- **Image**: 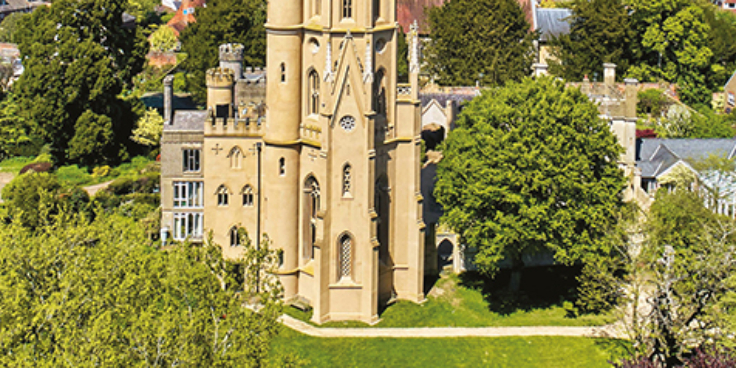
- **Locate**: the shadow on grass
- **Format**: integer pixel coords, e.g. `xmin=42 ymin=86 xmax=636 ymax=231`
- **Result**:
xmin=458 ymin=265 xmax=583 ymax=315
xmin=594 ymin=338 xmax=632 ymax=366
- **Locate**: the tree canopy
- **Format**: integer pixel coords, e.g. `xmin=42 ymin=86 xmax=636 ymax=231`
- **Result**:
xmin=179 ymin=0 xmax=266 ymax=103
xmin=0 ymin=196 xmax=287 ymax=366
xmin=549 ymin=0 xmax=633 ymax=81
xmin=425 ymin=0 xmax=536 ymax=87
xmin=434 ymin=77 xmax=626 ymax=277
xmin=13 ymin=0 xmax=148 ymax=166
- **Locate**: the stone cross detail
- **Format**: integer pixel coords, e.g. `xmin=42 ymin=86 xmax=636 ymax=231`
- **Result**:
xmin=212 ymin=143 xmax=223 ymax=155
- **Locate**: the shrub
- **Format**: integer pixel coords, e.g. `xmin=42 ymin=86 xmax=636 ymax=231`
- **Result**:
xmin=1 ymin=172 xmax=60 ymax=228
xmin=56 ymin=165 xmax=92 ymax=186
xmin=92 ymin=165 xmax=111 ymax=178
xmin=637 ymin=89 xmax=669 ymax=117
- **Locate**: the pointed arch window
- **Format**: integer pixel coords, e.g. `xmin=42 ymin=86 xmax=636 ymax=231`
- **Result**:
xmin=304 ymin=177 xmax=320 ymax=259
xmin=217 ymin=185 xmax=230 ymax=206
xmin=280 ymin=63 xmax=286 ymax=83
xmin=228 ymin=147 xmax=243 ymax=169
xmin=308 ymin=70 xmax=320 ymax=115
xmin=343 ymin=0 xmax=352 ymax=18
xmin=242 ymin=185 xmax=254 ymax=207
xmin=229 ymin=227 xmax=240 ymax=247
xmin=342 ymin=164 xmax=352 ymax=197
xmin=339 ymin=234 xmax=352 ymax=280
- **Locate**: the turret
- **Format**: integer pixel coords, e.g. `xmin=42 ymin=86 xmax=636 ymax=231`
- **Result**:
xmin=163 ymin=75 xmax=174 ymax=125
xmin=206 ymin=67 xmax=235 ymax=116
xmin=219 ymin=43 xmax=244 ymax=80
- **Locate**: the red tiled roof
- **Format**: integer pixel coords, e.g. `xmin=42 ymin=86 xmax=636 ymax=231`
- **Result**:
xmin=166 ymin=0 xmax=205 ymax=36
xmin=397 ymin=0 xmax=535 ymax=34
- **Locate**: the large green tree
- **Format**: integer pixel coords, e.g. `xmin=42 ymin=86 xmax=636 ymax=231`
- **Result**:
xmin=435 ymin=77 xmax=626 ymax=289
xmin=0 ymin=205 xmax=287 ymax=366
xmin=626 ymin=0 xmax=713 ymax=105
xmin=549 ymin=0 xmax=633 ymax=81
xmin=179 ymin=0 xmax=266 ymax=104
xmin=425 ymin=0 xmax=536 ymax=86
xmin=14 ymin=0 xmax=148 ymax=166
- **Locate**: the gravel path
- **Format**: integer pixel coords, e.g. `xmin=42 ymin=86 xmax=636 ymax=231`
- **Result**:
xmin=83 ymin=180 xmax=115 ymax=196
xmin=279 ymin=314 xmax=626 ymax=339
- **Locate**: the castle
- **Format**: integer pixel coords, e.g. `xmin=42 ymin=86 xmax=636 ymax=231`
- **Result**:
xmin=161 ymin=0 xmax=427 ymax=324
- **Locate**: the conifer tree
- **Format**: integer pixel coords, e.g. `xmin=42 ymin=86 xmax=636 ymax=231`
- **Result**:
xmin=549 ymin=0 xmax=633 ymax=81
xmin=425 ymin=0 xmax=536 ymax=86
xmin=13 ymin=0 xmax=148 ymax=165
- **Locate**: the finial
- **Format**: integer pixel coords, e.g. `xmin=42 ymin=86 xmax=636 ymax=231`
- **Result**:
xmin=363 ymin=41 xmax=373 ymax=84
xmin=410 ymin=20 xmax=420 ymax=74
xmin=324 ymin=42 xmax=334 ymax=83
xmin=346 ymin=30 xmax=353 ymax=39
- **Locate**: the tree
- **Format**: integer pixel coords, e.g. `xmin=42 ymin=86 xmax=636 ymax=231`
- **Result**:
xmin=619 ymin=189 xmax=736 ymax=367
xmin=549 ymin=0 xmax=633 ymax=81
xmin=131 ymin=107 xmax=164 ymax=146
xmin=699 ymin=1 xmax=736 ymax=93
xmin=179 ymin=0 xmax=266 ymax=103
xmin=425 ymin=0 xmax=536 ymax=87
xmin=434 ymin=77 xmax=626 ymax=290
xmin=0 ymin=12 xmax=26 ymax=44
xmin=0 ymin=206 xmax=289 ymax=366
xmin=1 ymin=172 xmax=60 ymax=229
xmin=0 ymin=94 xmax=36 ymax=160
xmin=149 ymin=25 xmax=178 ymax=53
xmin=13 ymin=0 xmax=148 ymax=165
xmin=626 ymin=0 xmax=713 ymax=105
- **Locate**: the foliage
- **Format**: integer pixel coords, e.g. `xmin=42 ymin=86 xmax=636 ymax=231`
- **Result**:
xmin=14 ymin=0 xmax=148 ymax=165
xmin=0 ymin=12 xmax=26 ymax=44
xmin=92 ymin=165 xmax=111 ymax=178
xmin=614 ymin=348 xmax=736 ymax=367
xmin=654 ymin=105 xmax=694 ymax=138
xmin=637 ymin=89 xmax=669 ymax=117
xmin=435 ymin=78 xmax=626 ymax=282
xmin=56 ymin=164 xmax=91 ymax=186
xmin=179 ymin=0 xmax=266 ymax=103
xmin=619 ymin=188 xmax=736 ymax=367
xmin=425 ymin=0 xmax=536 ymax=87
xmin=149 ymin=25 xmax=178 ymax=53
xmin=0 ymin=172 xmax=60 ymax=228
xmin=0 ymin=94 xmax=39 ymax=160
xmin=625 ymin=0 xmax=714 ymax=106
xmin=131 ymin=107 xmax=164 ymax=146
xmin=0 ymin=207 xmax=287 ymax=366
xmin=397 ymin=28 xmax=409 ymax=83
xmin=126 ymin=0 xmax=160 ymax=20
xmin=549 ymin=0 xmax=633 ymax=82
xmin=699 ymin=1 xmax=736 ymax=93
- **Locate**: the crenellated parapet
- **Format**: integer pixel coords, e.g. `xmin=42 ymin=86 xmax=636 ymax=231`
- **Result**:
xmin=206 ymin=67 xmax=235 ymax=87
xmin=219 ymin=43 xmax=245 ymax=62
xmin=204 ymin=115 xmax=265 ymax=137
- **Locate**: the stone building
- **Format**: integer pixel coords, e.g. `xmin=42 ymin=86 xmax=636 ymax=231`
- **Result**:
xmin=161 ymin=0 xmax=426 ymax=324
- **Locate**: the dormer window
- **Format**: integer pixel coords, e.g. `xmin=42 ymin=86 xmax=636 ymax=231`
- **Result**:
xmin=343 ymin=0 xmax=352 ymax=18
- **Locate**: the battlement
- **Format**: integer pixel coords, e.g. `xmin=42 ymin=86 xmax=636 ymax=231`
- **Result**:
xmin=204 ymin=115 xmax=265 ymax=137
xmin=206 ymin=67 xmax=235 ymax=86
xmin=219 ymin=43 xmax=245 ymax=62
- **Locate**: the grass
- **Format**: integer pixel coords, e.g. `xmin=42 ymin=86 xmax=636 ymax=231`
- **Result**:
xmin=288 ymin=266 xmax=614 ymax=328
xmin=0 ymin=155 xmax=156 ymax=188
xmin=0 ymin=156 xmax=35 ymax=173
xmin=271 ymin=327 xmax=627 ymax=368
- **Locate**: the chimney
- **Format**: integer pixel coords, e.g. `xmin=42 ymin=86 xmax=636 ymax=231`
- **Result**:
xmin=163 ymin=75 xmax=175 ymax=125
xmin=624 ymin=78 xmax=639 ymax=119
xmin=603 ymin=63 xmax=616 ymax=86
xmin=532 ymin=63 xmax=548 ymax=77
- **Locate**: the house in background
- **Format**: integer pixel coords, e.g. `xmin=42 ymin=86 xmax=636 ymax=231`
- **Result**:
xmin=0 ymin=0 xmax=47 ymax=22
xmin=712 ymin=0 xmax=736 ymax=13
xmin=165 ymin=0 xmax=204 ymax=37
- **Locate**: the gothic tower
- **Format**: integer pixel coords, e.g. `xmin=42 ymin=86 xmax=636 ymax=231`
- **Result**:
xmin=193 ymin=0 xmax=425 ymax=324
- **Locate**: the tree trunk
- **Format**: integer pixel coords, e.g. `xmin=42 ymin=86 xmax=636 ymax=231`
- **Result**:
xmin=508 ymin=255 xmax=524 ymax=292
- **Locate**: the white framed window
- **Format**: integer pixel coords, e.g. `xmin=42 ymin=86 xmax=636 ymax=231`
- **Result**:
xmin=217 ymin=185 xmax=229 ymax=206
xmin=183 ymin=149 xmax=201 ymax=172
xmin=230 ymin=227 xmax=241 ymax=247
xmin=173 ymin=212 xmax=203 ymax=240
xmin=173 ymin=181 xmax=203 ymax=208
xmin=229 ymin=147 xmax=243 ymax=169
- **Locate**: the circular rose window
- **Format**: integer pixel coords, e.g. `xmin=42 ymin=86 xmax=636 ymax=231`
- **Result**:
xmin=340 ymin=116 xmax=356 ymax=132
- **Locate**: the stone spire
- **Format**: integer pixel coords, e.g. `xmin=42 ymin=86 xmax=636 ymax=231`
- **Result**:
xmin=363 ymin=41 xmax=373 ymax=84
xmin=409 ymin=21 xmax=420 ymax=74
xmin=324 ymin=42 xmax=334 ymax=82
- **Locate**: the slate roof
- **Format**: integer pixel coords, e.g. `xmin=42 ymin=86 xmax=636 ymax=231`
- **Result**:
xmin=535 ymin=8 xmax=572 ymax=41
xmin=164 ymin=110 xmax=206 ymax=132
xmin=637 ymin=138 xmax=736 ymax=178
xmin=0 ymin=0 xmax=47 ymax=15
xmin=419 ymin=90 xmax=479 ymax=108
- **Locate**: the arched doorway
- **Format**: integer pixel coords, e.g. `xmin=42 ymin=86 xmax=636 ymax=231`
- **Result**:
xmin=437 ymin=239 xmax=454 ymax=270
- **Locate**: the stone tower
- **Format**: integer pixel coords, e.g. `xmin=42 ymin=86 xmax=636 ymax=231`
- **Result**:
xmin=165 ymin=0 xmax=425 ymax=324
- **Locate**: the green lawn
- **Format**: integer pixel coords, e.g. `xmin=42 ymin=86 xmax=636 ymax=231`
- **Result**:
xmin=288 ymin=269 xmax=614 ymax=328
xmin=271 ymin=327 xmax=625 ymax=368
xmin=0 ymin=156 xmax=34 ymax=173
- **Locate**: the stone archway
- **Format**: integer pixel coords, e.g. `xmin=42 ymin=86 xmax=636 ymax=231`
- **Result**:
xmin=421 ymin=123 xmax=446 ymax=151
xmin=437 ymin=239 xmax=454 ymax=270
